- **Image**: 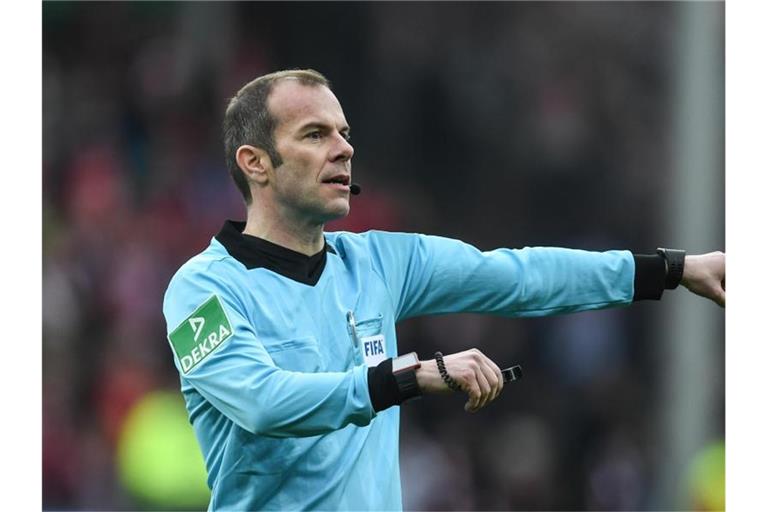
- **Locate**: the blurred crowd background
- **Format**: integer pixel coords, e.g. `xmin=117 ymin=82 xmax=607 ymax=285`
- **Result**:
xmin=42 ymin=2 xmax=724 ymax=511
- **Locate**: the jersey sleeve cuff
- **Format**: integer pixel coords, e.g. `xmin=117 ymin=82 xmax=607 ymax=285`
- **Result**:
xmin=633 ymin=253 xmax=667 ymax=301
xmin=366 ymin=359 xmax=403 ymax=412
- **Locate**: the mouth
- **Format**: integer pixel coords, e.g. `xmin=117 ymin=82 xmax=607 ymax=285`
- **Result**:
xmin=321 ymin=174 xmax=351 ymax=188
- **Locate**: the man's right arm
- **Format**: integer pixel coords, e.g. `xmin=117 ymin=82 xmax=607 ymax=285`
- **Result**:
xmin=163 ymin=268 xmax=376 ymax=438
xmin=365 ymin=348 xmax=506 ymax=414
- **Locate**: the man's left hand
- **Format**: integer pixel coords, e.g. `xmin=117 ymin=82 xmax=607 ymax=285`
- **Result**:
xmin=682 ymin=252 xmax=726 ymax=307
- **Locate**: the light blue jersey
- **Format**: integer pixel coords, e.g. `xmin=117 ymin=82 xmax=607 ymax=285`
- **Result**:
xmin=162 ymin=223 xmax=635 ymax=510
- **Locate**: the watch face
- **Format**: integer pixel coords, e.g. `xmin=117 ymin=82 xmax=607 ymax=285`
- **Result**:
xmin=392 ymin=352 xmax=419 ymax=373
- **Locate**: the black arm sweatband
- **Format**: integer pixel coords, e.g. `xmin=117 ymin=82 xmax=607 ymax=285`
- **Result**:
xmin=633 ymin=253 xmax=667 ymax=301
xmin=366 ymin=358 xmax=404 ymax=412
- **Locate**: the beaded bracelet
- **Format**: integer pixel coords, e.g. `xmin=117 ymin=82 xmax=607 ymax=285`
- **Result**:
xmin=434 ymin=351 xmax=462 ymax=392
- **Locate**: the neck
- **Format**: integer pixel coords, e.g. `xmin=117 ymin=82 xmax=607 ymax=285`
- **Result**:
xmin=242 ymin=205 xmax=326 ymax=256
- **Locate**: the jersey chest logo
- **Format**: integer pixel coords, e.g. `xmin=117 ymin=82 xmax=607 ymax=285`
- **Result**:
xmin=361 ymin=334 xmax=386 ymax=367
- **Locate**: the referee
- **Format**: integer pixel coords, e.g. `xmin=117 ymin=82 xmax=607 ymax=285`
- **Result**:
xmin=162 ymin=69 xmax=725 ymax=511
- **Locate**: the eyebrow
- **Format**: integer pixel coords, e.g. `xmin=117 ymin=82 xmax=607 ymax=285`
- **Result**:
xmin=297 ymin=121 xmax=351 ymax=134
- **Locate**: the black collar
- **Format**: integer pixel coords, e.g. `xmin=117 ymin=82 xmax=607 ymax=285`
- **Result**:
xmin=215 ymin=220 xmax=336 ymax=286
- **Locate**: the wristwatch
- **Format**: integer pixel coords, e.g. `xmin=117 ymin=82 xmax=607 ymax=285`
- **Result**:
xmin=392 ymin=352 xmax=422 ymax=402
xmin=656 ymin=248 xmax=686 ymax=289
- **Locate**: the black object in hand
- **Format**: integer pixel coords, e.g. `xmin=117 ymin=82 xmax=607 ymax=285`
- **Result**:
xmin=502 ymin=365 xmax=523 ymax=382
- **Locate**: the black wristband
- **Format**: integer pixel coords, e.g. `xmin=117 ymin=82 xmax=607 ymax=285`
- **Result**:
xmin=434 ymin=351 xmax=462 ymax=392
xmin=633 ymin=254 xmax=666 ymax=300
xmin=657 ymin=248 xmax=686 ymax=289
xmin=367 ymin=359 xmax=400 ymax=412
xmin=366 ymin=358 xmax=422 ymax=412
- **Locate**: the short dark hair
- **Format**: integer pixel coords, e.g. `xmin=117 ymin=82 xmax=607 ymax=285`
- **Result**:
xmin=222 ymin=69 xmax=331 ymax=204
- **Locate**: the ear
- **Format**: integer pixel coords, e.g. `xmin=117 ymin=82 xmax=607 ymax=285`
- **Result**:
xmin=235 ymin=145 xmax=271 ymax=186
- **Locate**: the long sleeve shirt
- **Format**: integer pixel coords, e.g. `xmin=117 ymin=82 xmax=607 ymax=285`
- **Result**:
xmin=162 ymin=221 xmax=638 ymax=511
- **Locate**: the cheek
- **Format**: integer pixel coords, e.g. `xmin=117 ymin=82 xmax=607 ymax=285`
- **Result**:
xmin=282 ymin=154 xmax=321 ymax=182
xmin=276 ymin=168 xmax=321 ymax=205
xmin=278 ymin=161 xmax=311 ymax=186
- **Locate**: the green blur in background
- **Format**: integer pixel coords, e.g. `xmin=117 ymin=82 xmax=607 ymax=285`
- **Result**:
xmin=117 ymin=391 xmax=210 ymax=510
xmin=686 ymin=441 xmax=725 ymax=511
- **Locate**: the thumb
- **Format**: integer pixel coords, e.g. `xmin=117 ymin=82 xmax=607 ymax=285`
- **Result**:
xmin=715 ymin=286 xmax=725 ymax=307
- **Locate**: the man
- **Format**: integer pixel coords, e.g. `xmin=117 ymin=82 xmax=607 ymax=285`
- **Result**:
xmin=162 ymin=69 xmax=725 ymax=511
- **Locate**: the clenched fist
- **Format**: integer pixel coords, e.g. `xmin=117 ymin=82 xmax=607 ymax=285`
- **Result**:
xmin=415 ymin=348 xmax=504 ymax=413
xmin=682 ymin=252 xmax=726 ymax=307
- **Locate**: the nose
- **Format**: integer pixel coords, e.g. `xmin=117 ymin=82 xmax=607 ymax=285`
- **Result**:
xmin=330 ymin=133 xmax=354 ymax=163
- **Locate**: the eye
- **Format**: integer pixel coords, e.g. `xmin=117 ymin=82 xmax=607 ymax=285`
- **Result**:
xmin=341 ymin=132 xmax=351 ymax=142
xmin=305 ymin=131 xmax=323 ymax=141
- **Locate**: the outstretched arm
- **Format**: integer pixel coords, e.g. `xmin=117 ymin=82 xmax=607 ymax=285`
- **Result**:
xmin=682 ymin=252 xmax=726 ymax=307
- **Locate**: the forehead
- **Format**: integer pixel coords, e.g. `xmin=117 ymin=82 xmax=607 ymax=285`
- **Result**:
xmin=268 ymin=80 xmax=347 ymax=132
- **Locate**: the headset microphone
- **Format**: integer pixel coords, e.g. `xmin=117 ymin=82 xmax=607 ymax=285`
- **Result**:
xmin=349 ymin=183 xmax=362 ymax=196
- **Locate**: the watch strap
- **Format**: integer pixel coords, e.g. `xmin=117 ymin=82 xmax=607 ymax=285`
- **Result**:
xmin=656 ymin=248 xmax=686 ymax=289
xmin=393 ymin=367 xmax=422 ymax=402
xmin=392 ymin=352 xmax=422 ymax=403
